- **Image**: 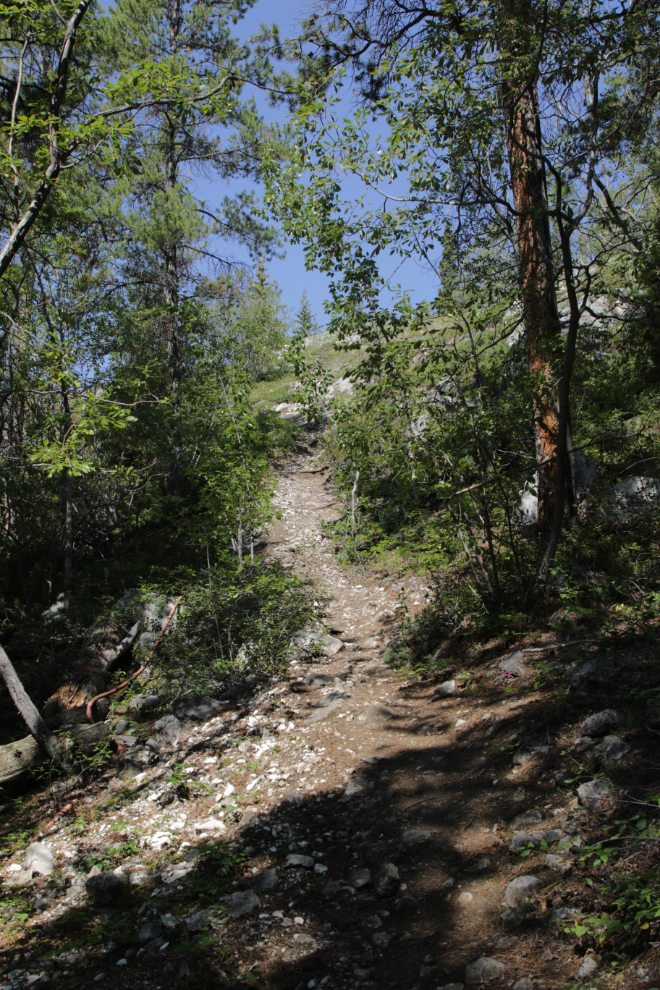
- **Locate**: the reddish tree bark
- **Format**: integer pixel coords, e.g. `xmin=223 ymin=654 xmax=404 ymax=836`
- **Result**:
xmin=503 ymin=78 xmax=571 ymax=530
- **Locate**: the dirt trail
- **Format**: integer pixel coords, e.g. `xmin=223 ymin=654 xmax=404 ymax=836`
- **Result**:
xmin=247 ymin=451 xmax=587 ymax=990
xmin=0 ymin=449 xmax=651 ymax=990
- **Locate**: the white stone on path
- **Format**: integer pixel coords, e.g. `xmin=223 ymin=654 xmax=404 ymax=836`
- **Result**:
xmin=194 ymin=818 xmax=226 ymax=833
xmin=24 ymin=842 xmax=54 ymax=876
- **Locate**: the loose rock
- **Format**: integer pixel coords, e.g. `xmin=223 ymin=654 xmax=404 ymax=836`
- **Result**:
xmin=154 ymin=715 xmax=187 ymax=745
xmin=597 ymin=735 xmax=630 ymax=763
xmin=500 ymin=652 xmax=526 ymax=677
xmin=577 ymin=779 xmax=611 ymax=810
xmin=509 ymin=810 xmax=542 ymax=830
xmin=23 ymin=843 xmax=54 ymax=877
xmin=220 ymin=890 xmax=260 ymax=917
xmin=580 ymin=709 xmax=619 ymax=737
xmin=345 ymin=776 xmax=373 ymax=797
xmin=194 ymin=818 xmax=226 ymax=833
xmin=129 ymin=694 xmax=161 ymax=713
xmin=349 ymin=868 xmax=372 ymax=889
xmin=243 ymin=869 xmax=278 ymax=892
xmin=286 ymin=854 xmax=314 ymax=868
xmin=576 ymin=956 xmax=599 ymax=980
xmin=465 ymin=957 xmax=505 ymax=983
xmin=504 ymin=876 xmax=543 ymax=908
xmin=510 ymin=831 xmax=537 ymax=853
xmin=185 ymin=909 xmax=212 ymax=932
xmin=138 ymin=922 xmax=163 ymax=943
xmin=85 ymin=872 xmax=126 ymax=907
xmin=374 ymin=863 xmax=399 ymax=897
xmin=402 ymin=829 xmax=431 ymax=847
xmin=358 ymin=703 xmax=399 ymax=725
xmin=433 ymin=680 xmax=457 ymax=698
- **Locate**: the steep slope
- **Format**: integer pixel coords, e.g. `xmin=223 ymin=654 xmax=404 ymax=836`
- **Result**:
xmin=0 ymin=446 xmax=658 ymax=990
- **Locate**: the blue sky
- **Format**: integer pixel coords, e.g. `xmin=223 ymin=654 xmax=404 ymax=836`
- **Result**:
xmin=193 ymin=0 xmax=438 ymax=328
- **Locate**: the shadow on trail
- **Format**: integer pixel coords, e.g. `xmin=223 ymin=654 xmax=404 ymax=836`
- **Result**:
xmin=5 ymin=639 xmax=653 ymax=990
xmin=0 ymin=724 xmax=555 ymax=990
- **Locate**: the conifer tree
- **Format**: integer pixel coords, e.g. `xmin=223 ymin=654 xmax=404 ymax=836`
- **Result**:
xmin=99 ymin=0 xmax=284 ymax=495
xmin=295 ymin=290 xmax=320 ymax=336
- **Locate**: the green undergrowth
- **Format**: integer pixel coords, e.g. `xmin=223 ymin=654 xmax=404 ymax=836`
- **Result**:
xmin=151 ymin=560 xmax=322 ymax=694
xmin=564 ymin=806 xmax=660 ymax=952
xmin=0 ymin=553 xmax=319 ymax=746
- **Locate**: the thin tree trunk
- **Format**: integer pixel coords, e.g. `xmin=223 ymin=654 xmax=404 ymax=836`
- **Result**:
xmin=0 ymin=644 xmax=66 ymax=768
xmin=236 ymin=507 xmax=243 ymax=567
xmin=351 ymin=469 xmax=360 ymax=543
xmin=163 ymin=1 xmax=184 ymax=498
xmin=503 ymin=78 xmax=573 ymax=530
xmin=62 ymin=469 xmax=73 ymax=602
xmin=0 ymin=1 xmax=94 ymax=282
xmin=538 ymin=189 xmax=584 ymax=581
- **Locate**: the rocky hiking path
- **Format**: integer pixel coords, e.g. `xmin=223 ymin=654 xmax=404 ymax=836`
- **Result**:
xmin=0 ymin=448 xmax=658 ymax=990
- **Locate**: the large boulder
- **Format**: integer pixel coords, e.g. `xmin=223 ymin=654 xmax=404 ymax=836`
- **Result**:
xmin=117 ymin=589 xmax=179 ymax=632
xmin=603 ymin=476 xmax=660 ymax=524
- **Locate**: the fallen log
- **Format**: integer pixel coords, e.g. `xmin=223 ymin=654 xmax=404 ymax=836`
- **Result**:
xmin=86 ymin=599 xmax=180 ymax=721
xmin=0 ymin=644 xmax=66 ymax=769
xmin=0 ymin=722 xmax=112 ymax=787
xmin=0 ymin=608 xmax=156 ymax=786
xmin=0 ymin=734 xmax=42 ymax=785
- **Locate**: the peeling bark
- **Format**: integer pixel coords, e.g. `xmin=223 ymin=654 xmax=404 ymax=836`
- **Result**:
xmin=503 ymin=79 xmax=568 ymax=530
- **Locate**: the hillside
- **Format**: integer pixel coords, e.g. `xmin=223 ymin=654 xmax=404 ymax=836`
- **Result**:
xmin=0 ymin=441 xmax=658 ymax=990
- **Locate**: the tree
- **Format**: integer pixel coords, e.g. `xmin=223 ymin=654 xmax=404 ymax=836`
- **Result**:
xmin=296 ymin=289 xmax=321 ymax=336
xmin=98 ymin=0 xmax=286 ymax=496
xmin=0 ymin=0 xmax=291 ymax=603
xmin=212 ymin=261 xmax=289 ymax=381
xmin=0 ymin=0 xmax=95 ymax=285
xmin=270 ymin=0 xmax=658 ymax=586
